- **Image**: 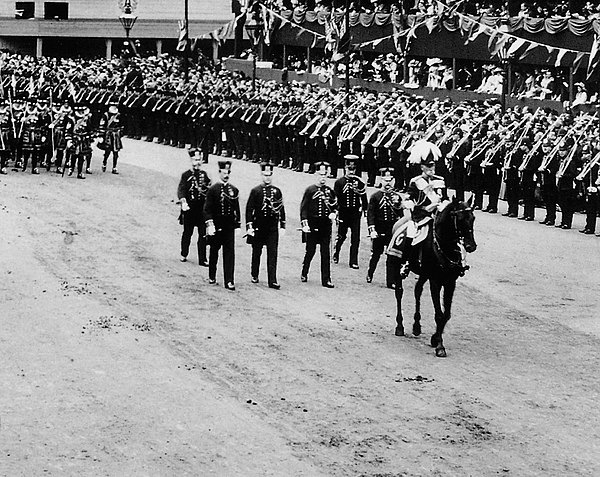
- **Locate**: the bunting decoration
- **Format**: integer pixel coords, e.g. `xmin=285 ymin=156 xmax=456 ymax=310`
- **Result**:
xmin=587 ymin=33 xmax=600 ymax=79
xmin=432 ymin=0 xmax=594 ymax=73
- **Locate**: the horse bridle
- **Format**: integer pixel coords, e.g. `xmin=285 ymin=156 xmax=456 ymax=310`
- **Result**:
xmin=433 ymin=205 xmax=472 ymax=269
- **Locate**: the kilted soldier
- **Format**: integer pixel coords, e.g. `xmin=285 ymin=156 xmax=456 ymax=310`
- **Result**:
xmin=333 ymin=155 xmax=368 ymax=269
xmin=177 ymin=148 xmax=211 ymax=265
xmin=20 ymin=113 xmax=45 ymax=175
xmin=65 ymin=106 xmax=94 ymax=179
xmin=204 ymin=160 xmax=241 ymax=291
xmin=51 ymin=104 xmax=72 ymax=174
xmin=366 ymin=167 xmax=404 ymax=287
xmin=245 ymin=162 xmax=286 ymax=289
xmin=99 ymin=104 xmax=123 ymax=174
xmin=0 ymin=105 xmax=13 ymax=174
xmin=300 ymin=161 xmax=338 ymax=288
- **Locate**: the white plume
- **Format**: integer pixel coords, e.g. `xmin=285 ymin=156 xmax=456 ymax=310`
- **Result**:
xmin=408 ymin=140 xmax=442 ymax=165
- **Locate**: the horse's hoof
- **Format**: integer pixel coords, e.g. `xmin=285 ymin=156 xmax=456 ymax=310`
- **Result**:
xmin=431 ymin=334 xmax=439 ymax=348
xmin=435 ymin=347 xmax=447 ymax=358
xmin=395 ymin=326 xmax=405 ymax=337
xmin=413 ymin=323 xmax=422 ymax=336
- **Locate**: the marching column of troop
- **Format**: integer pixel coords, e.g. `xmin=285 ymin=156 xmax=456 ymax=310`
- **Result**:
xmin=3 ymin=53 xmax=598 ymax=239
xmin=0 ymin=97 xmax=123 ymax=179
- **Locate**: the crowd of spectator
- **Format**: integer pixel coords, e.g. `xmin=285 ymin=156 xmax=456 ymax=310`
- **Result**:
xmin=260 ymin=0 xmax=600 ymax=19
xmin=269 ymin=48 xmax=596 ymax=106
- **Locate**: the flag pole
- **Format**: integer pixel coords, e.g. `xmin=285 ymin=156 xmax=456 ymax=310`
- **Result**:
xmin=184 ymin=0 xmax=189 ymax=83
xmin=345 ymin=0 xmax=350 ymax=109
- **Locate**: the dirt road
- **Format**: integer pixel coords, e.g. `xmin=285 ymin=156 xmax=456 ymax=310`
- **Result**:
xmin=1 ymin=140 xmax=599 ymax=476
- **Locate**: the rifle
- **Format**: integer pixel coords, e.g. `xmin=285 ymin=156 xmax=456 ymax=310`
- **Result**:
xmin=519 ymin=116 xmax=561 ymax=172
xmin=556 ymin=114 xmax=597 ymax=179
xmin=576 ymin=150 xmax=600 ymax=182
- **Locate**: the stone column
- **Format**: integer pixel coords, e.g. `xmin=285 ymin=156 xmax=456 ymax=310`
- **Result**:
xmin=36 ymin=37 xmax=43 ymax=58
xmin=156 ymin=39 xmax=163 ymax=56
xmin=105 ymin=38 xmax=113 ymax=60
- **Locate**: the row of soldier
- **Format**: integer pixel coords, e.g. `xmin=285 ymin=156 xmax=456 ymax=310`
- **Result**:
xmin=3 ymin=54 xmax=599 ymax=235
xmin=176 ymin=144 xmax=454 ymax=291
xmin=0 ymin=98 xmax=124 ymax=178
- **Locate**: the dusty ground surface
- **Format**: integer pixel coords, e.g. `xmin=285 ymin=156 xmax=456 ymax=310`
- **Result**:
xmin=1 ymin=139 xmax=600 ymax=476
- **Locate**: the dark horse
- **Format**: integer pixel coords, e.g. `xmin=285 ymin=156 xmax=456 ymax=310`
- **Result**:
xmin=390 ymin=197 xmax=477 ymax=357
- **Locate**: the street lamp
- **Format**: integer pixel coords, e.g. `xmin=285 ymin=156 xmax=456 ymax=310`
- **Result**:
xmin=119 ymin=0 xmax=138 ymax=39
xmin=498 ymin=41 xmax=514 ymax=112
xmin=245 ymin=12 xmax=263 ymax=90
xmin=497 ymin=22 xmax=513 ymax=112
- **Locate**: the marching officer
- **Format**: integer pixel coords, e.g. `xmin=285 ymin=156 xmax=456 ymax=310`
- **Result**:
xmin=177 ymin=148 xmax=211 ymax=265
xmin=366 ymin=167 xmax=404 ymax=287
xmin=300 ymin=161 xmax=338 ymax=288
xmin=204 ymin=160 xmax=241 ymax=291
xmin=99 ymin=104 xmax=123 ymax=174
xmin=245 ymin=162 xmax=286 ymax=289
xmin=333 ymin=155 xmax=368 ymax=269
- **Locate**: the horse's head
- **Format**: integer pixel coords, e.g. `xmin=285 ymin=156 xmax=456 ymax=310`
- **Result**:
xmin=450 ymin=196 xmax=477 ymax=253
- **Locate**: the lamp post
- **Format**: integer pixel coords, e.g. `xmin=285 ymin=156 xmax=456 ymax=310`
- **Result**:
xmin=497 ymin=22 xmax=513 ymax=112
xmin=119 ymin=0 xmax=137 ymax=39
xmin=245 ymin=14 xmax=263 ymax=91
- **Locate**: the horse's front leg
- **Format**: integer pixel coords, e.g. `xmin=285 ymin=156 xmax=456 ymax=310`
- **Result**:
xmin=394 ymin=278 xmax=405 ymax=336
xmin=428 ymin=279 xmax=447 ymax=357
xmin=413 ymin=275 xmax=427 ymax=336
xmin=435 ymin=279 xmax=456 ymax=357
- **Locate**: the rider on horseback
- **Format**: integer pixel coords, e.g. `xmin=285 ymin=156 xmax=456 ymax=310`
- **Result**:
xmin=387 ymin=140 xmax=459 ymax=277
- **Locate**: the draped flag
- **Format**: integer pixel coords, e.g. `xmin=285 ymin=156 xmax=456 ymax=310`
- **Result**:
xmin=325 ymin=15 xmax=349 ymax=63
xmin=587 ymin=34 xmax=600 ymax=80
xmin=176 ymin=19 xmax=188 ymax=52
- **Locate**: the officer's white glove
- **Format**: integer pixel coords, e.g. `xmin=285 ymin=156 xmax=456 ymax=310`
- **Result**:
xmin=370 ymin=230 xmax=378 ymax=239
xmin=328 ymin=212 xmax=337 ymax=221
xmin=301 ymin=220 xmax=311 ymax=234
xmin=206 ymin=220 xmax=216 ymax=236
xmin=180 ymin=199 xmax=190 ymax=212
xmin=246 ymin=223 xmax=255 ymax=236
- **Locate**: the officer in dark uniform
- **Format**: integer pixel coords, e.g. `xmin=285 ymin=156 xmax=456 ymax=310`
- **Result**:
xmin=204 ymin=160 xmax=241 ymax=291
xmin=300 ymin=161 xmax=338 ymax=288
xmin=177 ymin=148 xmax=211 ymax=265
xmin=518 ymin=136 xmax=543 ymax=221
xmin=556 ymin=139 xmax=581 ymax=229
xmin=538 ymin=139 xmax=561 ymax=226
xmin=333 ymin=155 xmax=368 ymax=269
xmin=578 ymin=146 xmax=599 ymax=235
xmin=366 ymin=167 xmax=403 ymax=287
xmin=245 ymin=162 xmax=286 ymax=289
xmin=501 ymin=135 xmax=521 ymax=218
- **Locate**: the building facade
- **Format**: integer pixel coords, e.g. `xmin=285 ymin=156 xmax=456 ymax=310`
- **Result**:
xmin=0 ymin=0 xmax=233 ymax=58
